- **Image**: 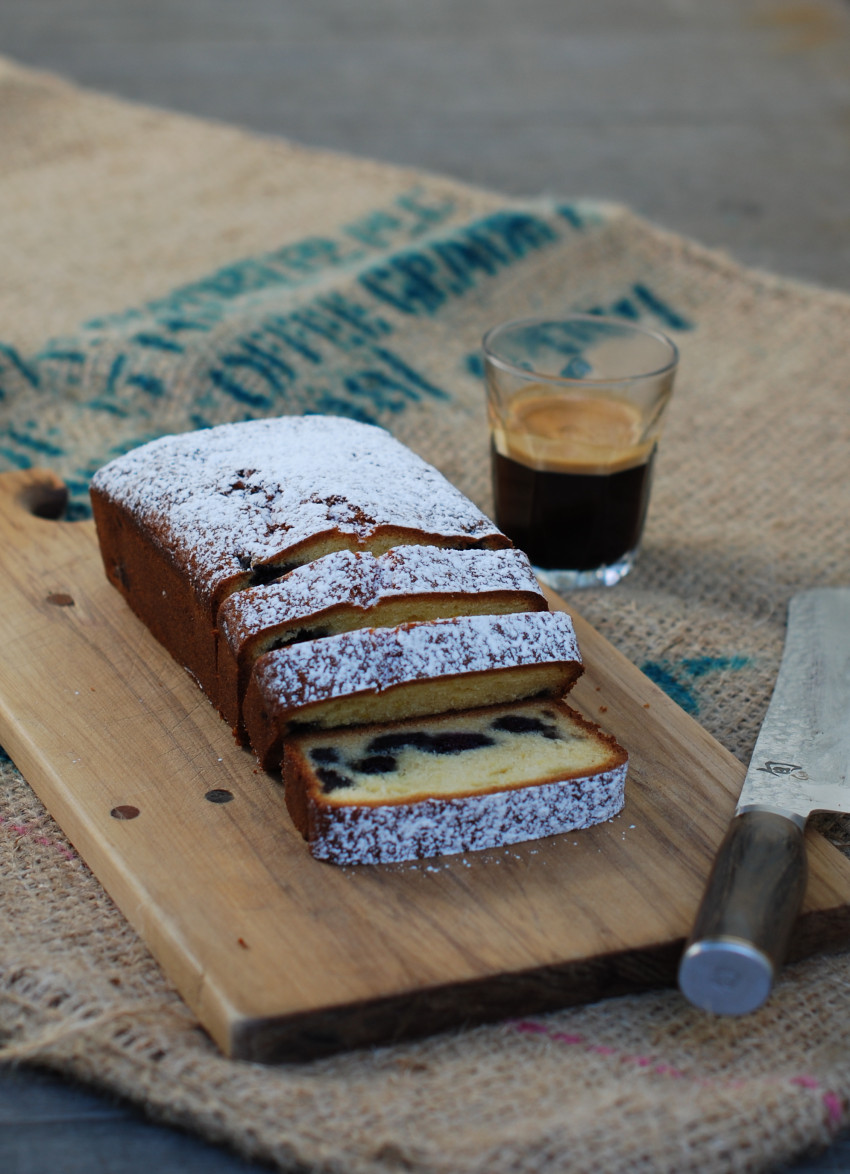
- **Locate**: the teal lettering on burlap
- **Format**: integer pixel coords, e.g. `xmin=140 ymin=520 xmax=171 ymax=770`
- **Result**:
xmin=641 ymin=656 xmax=749 ymax=715
xmin=0 ymin=194 xmax=698 ymax=523
xmin=0 ymin=344 xmax=38 ymax=392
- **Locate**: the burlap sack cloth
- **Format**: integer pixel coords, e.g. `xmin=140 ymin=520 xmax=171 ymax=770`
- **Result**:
xmin=2 ymin=56 xmax=849 ymax=1173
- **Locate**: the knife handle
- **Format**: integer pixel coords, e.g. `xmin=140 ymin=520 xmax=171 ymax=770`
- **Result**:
xmin=678 ymin=809 xmax=808 ymax=1015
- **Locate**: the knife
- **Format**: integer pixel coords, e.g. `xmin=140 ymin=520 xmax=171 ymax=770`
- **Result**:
xmin=678 ymin=588 xmax=850 ymax=1015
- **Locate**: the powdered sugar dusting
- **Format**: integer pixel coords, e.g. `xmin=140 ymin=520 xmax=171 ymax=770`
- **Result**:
xmin=219 ymin=546 xmax=545 ymax=647
xmin=309 ymin=763 xmax=627 ymax=865
xmin=255 ymin=611 xmax=580 ymax=715
xmin=91 ymin=416 xmax=504 ymax=603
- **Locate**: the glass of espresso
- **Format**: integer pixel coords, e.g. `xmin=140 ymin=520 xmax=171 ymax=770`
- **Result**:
xmin=482 ymin=315 xmax=678 ymax=590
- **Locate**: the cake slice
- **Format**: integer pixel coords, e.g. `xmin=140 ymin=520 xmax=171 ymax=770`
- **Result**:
xmin=217 ymin=545 xmax=547 ymax=737
xmin=283 ymin=697 xmax=628 ymax=864
xmin=243 ymin=610 xmax=583 ymax=770
xmin=90 ymin=415 xmax=508 ymax=703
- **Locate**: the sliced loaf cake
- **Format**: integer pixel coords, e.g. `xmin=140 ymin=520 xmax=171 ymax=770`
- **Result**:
xmin=217 ymin=545 xmax=547 ymax=737
xmin=243 ymin=610 xmax=583 ymax=771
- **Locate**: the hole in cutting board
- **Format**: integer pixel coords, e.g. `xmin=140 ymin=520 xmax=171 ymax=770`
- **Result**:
xmin=46 ymin=592 xmax=75 ymax=607
xmin=17 ymin=478 xmax=69 ymax=520
xmin=110 ymin=805 xmax=140 ymax=820
xmin=205 ymin=789 xmax=234 ymax=804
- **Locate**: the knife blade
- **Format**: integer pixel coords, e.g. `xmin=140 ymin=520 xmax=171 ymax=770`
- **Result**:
xmin=678 ymin=587 xmax=850 ymax=1015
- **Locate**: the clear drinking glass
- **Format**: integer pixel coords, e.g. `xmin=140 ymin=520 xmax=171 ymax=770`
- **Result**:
xmin=482 ymin=314 xmax=679 ymax=590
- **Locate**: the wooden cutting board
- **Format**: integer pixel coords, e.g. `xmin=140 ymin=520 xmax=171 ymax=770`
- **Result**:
xmin=2 ymin=468 xmax=850 ymax=1063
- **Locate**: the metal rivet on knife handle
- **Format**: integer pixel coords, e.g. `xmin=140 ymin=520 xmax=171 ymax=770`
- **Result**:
xmin=678 ymin=809 xmax=807 ymax=1015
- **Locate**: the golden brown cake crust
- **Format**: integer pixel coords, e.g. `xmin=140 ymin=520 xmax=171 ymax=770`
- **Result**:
xmin=90 ymin=416 xmax=508 ymax=612
xmin=90 ymin=415 xmax=511 ymax=708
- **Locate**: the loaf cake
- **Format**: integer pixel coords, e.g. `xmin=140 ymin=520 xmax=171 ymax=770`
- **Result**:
xmin=242 ymin=610 xmax=583 ymax=770
xmin=283 ymin=698 xmax=628 ymax=864
xmin=217 ymin=545 xmax=548 ymax=737
xmin=91 ymin=413 xmax=629 ymax=867
xmin=90 ymin=416 xmax=508 ymax=704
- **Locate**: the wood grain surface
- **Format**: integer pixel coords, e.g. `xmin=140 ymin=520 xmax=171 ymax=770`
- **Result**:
xmin=1 ymin=467 xmax=849 ymax=1063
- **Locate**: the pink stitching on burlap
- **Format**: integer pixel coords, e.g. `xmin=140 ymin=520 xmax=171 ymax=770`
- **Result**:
xmin=823 ymin=1092 xmax=844 ymax=1129
xmin=0 ymin=815 xmax=77 ymax=862
xmin=511 ymin=1019 xmax=845 ymax=1132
